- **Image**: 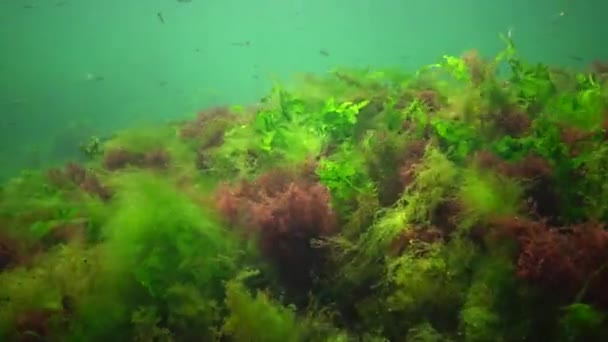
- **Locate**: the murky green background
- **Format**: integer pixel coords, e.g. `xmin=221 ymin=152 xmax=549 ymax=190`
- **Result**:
xmin=1 ymin=0 xmax=605 ymax=179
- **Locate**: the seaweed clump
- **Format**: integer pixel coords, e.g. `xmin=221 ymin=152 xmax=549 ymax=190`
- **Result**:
xmin=216 ymin=168 xmax=338 ymax=295
xmin=103 ymin=148 xmax=170 ymax=171
xmin=47 ymin=162 xmax=112 ymax=201
xmin=493 ymin=217 xmax=608 ymax=307
xmin=1 ymin=36 xmax=608 ymax=341
xmin=0 ymin=233 xmax=20 ymax=271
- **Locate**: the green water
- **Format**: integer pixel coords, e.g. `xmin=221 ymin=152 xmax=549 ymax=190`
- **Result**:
xmin=1 ymin=0 xmax=604 ymax=179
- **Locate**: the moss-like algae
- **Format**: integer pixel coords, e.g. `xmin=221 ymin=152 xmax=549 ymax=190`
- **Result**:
xmin=1 ymin=37 xmax=608 ymax=341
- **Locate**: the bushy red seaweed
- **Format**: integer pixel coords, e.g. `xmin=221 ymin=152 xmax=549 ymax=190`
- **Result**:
xmin=14 ymin=310 xmax=53 ymax=341
xmin=103 ymin=149 xmax=141 ymax=170
xmin=0 ymin=232 xmax=20 ymax=270
xmin=462 ymin=49 xmax=487 ymax=85
xmin=398 ymin=139 xmax=428 ymax=189
xmin=474 ymin=151 xmax=559 ymax=219
xmin=389 ymin=225 xmax=444 ymax=256
xmin=416 ymin=89 xmax=442 ymax=112
xmin=216 ymin=168 xmax=337 ymax=291
xmin=492 ymin=216 xmax=608 ymax=307
xmin=41 ymin=221 xmax=87 ymax=247
xmin=47 ymin=162 xmax=112 ymax=201
xmin=13 ymin=308 xmax=68 ymax=342
xmin=475 ymin=151 xmax=552 ymax=181
xmin=142 ymin=149 xmax=171 ymax=169
xmin=591 ymin=60 xmax=608 ymax=75
xmin=80 ymin=174 xmax=112 ymax=201
xmin=65 ymin=162 xmax=86 ymax=185
xmin=431 ymin=199 xmax=462 ymax=235
xmin=103 ymin=148 xmax=170 ymax=171
xmin=492 ymin=108 xmax=531 ymax=137
xmin=179 ymin=107 xmax=232 ymax=140
xmin=560 ymin=125 xmax=597 ymax=157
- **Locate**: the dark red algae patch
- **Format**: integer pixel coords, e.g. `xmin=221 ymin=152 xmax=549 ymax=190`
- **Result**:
xmin=431 ymin=199 xmax=462 ymax=235
xmin=490 ymin=217 xmax=608 ymax=307
xmin=179 ymin=106 xmax=233 ymax=139
xmin=41 ymin=220 xmax=88 ymax=247
xmin=103 ymin=148 xmax=170 ymax=171
xmin=389 ymin=225 xmax=445 ymax=257
xmin=13 ymin=308 xmax=68 ymax=342
xmin=47 ymin=162 xmax=112 ymax=201
xmin=215 ymin=167 xmax=337 ymax=293
xmin=0 ymin=232 xmax=20 ymax=271
xmin=474 ymin=151 xmax=552 ymax=181
xmin=102 ymin=148 xmax=140 ymax=170
xmin=492 ymin=108 xmax=531 ymax=137
xmin=473 ymin=151 xmax=559 ymax=219
xmin=398 ymin=139 xmax=429 ymax=188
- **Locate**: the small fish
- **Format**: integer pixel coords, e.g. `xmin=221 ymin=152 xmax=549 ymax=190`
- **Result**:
xmin=551 ymin=10 xmax=566 ymax=23
xmin=507 ymin=26 xmax=515 ymax=39
xmin=231 ymin=41 xmax=251 ymax=47
xmin=567 ymin=55 xmax=583 ymax=62
xmin=85 ymin=73 xmax=104 ymax=82
xmin=159 ymin=81 xmax=168 ymax=86
xmin=157 ymin=12 xmax=165 ymax=24
xmin=319 ymin=49 xmax=330 ymax=57
xmin=9 ymin=98 xmax=26 ymax=105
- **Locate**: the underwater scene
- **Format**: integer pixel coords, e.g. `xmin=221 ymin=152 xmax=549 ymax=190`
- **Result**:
xmin=2 ymin=0 xmax=608 ymax=341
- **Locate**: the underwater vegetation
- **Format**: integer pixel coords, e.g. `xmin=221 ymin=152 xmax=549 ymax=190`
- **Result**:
xmin=2 ymin=36 xmax=608 ymax=341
